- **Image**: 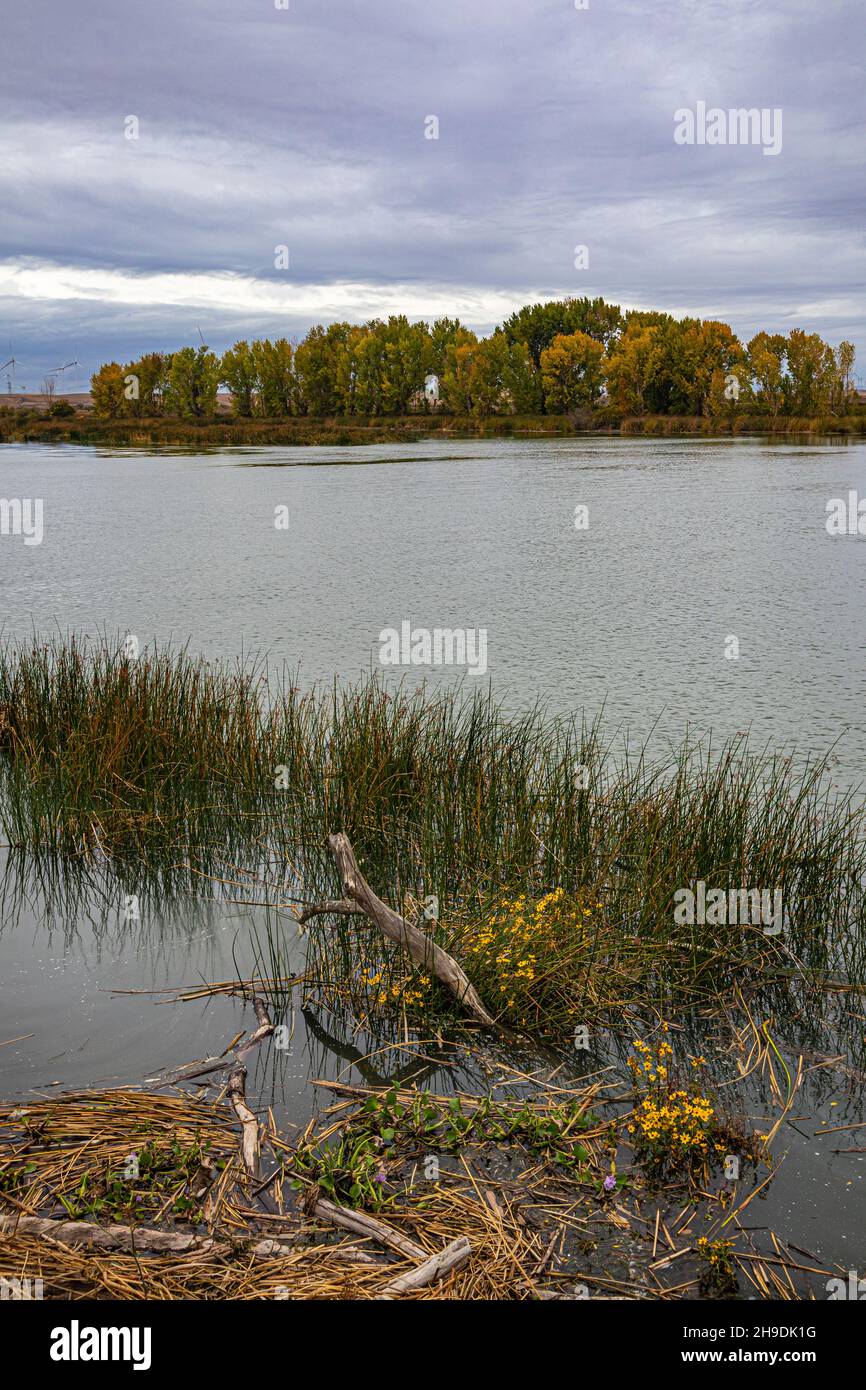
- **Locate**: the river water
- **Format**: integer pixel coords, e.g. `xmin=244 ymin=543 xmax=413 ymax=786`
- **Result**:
xmin=1 ymin=435 xmax=864 ymax=1288
xmin=0 ymin=435 xmax=863 ymax=775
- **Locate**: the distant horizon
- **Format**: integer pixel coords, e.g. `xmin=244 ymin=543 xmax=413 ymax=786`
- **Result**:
xmin=1 ymin=286 xmax=861 ymax=401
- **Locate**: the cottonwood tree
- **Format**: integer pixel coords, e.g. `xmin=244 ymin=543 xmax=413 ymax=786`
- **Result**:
xmin=747 ymin=332 xmax=787 ymax=420
xmin=165 ymin=345 xmax=221 ymax=419
xmin=221 ymin=340 xmax=258 ymax=416
xmin=783 ymin=329 xmax=836 ymax=415
xmin=120 ymin=351 xmax=170 ymax=416
xmin=540 ymin=331 xmax=605 ymax=412
xmin=833 ymin=340 xmax=856 ymax=413
xmin=502 ymin=296 xmax=623 ymax=366
xmin=604 ymin=324 xmax=660 ymax=415
xmin=90 ymin=361 xmax=126 ymax=417
xmin=294 ymin=323 xmax=352 ymax=415
xmin=251 ymin=338 xmax=294 ymax=417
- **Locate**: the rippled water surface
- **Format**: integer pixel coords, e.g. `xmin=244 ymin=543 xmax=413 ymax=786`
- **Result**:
xmin=1 ymin=436 xmax=864 ymax=1286
xmin=0 ymin=435 xmax=863 ymax=778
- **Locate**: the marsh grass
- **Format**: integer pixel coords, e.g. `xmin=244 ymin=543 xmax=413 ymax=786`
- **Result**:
xmin=1 ymin=634 xmax=864 ymax=1033
xmin=0 ymin=1090 xmax=237 ymax=1224
xmin=0 ymin=634 xmax=274 ymax=860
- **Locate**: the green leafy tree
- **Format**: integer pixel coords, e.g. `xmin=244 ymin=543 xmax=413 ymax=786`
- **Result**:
xmin=165 ymin=346 xmax=221 ymax=419
xmin=624 ymin=318 xmax=744 ymax=416
xmin=380 ymin=317 xmax=430 ymax=415
xmin=445 ymin=332 xmax=541 ymax=417
xmin=658 ymin=319 xmax=743 ymax=416
xmin=502 ymin=338 xmax=542 ymax=414
xmin=467 ymin=334 xmax=508 ymax=417
xmin=502 ymin=297 xmax=622 ymax=366
xmin=833 ymin=340 xmax=856 ymax=413
xmin=294 ymin=323 xmax=352 ymax=415
xmin=691 ymin=321 xmax=746 ymax=416
xmin=251 ymin=338 xmax=295 ymax=417
xmin=540 ymin=331 xmax=605 ymax=412
xmin=747 ymin=332 xmax=787 ymax=419
xmin=141 ymin=352 xmax=170 ymax=415
xmin=783 ymin=329 xmax=836 ymax=415
xmin=221 ymin=341 xmax=258 ymax=416
xmin=440 ymin=335 xmax=480 ymax=414
xmin=337 ymin=325 xmax=383 ymax=415
xmin=116 ymin=352 xmax=170 ymax=417
xmin=330 ymin=318 xmax=432 ymax=415
xmin=428 ymin=318 xmax=474 ymax=376
xmin=604 ymin=325 xmax=660 ymax=414
xmin=90 ymin=362 xmax=125 ymax=418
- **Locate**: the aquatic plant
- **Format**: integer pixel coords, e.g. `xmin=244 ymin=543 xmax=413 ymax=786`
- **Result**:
xmin=1 ymin=635 xmax=864 ymax=1036
xmin=625 ymin=1031 xmax=758 ymax=1178
xmin=696 ymin=1236 xmax=738 ymax=1296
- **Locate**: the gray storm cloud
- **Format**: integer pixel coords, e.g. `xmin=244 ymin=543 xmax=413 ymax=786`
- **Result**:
xmin=0 ymin=0 xmax=863 ymax=390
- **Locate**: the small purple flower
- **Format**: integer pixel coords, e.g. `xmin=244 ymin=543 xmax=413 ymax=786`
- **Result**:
xmin=374 ymin=1167 xmax=387 ymax=1184
xmin=603 ymin=1174 xmax=616 ymax=1192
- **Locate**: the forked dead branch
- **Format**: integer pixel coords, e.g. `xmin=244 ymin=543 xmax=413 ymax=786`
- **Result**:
xmin=298 ymin=832 xmax=495 ymax=1027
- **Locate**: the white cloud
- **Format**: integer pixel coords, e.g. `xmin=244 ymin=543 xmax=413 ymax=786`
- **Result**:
xmin=0 ymin=258 xmax=549 ymax=332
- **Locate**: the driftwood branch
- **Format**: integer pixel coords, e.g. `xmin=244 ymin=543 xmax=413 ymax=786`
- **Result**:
xmin=311 ymin=1200 xmax=471 ymax=1292
xmin=0 ymin=1212 xmax=376 ymax=1265
xmin=298 ymin=898 xmax=366 ymax=923
xmin=301 ymin=833 xmax=494 ymax=1027
xmin=227 ymin=1062 xmax=261 ymax=1182
xmin=0 ymin=1212 xmax=232 ymax=1255
xmin=377 ymin=1235 xmax=472 ymax=1297
xmin=161 ymin=993 xmax=275 ymax=1087
xmin=226 ymin=996 xmax=274 ymax=1183
xmin=312 ymin=1198 xmax=426 ymax=1261
xmin=157 ymin=994 xmax=274 ymax=1186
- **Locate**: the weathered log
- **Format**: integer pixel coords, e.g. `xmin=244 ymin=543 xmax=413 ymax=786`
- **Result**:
xmin=0 ymin=1212 xmax=231 ymax=1256
xmin=0 ymin=1212 xmax=376 ymax=1264
xmin=377 ymin=1234 xmax=472 ymax=1297
xmin=247 ymin=1235 xmax=376 ymax=1263
xmin=299 ymin=833 xmax=494 ymax=1027
xmin=227 ymin=1062 xmax=262 ymax=1182
xmin=312 ymin=1198 xmax=426 ymax=1261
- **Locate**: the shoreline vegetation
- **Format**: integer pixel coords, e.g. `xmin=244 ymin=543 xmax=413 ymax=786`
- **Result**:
xmin=2 ymin=295 xmax=863 ymax=445
xmin=2 ymin=637 xmax=864 ymax=1299
xmin=3 ymin=410 xmax=866 ymax=447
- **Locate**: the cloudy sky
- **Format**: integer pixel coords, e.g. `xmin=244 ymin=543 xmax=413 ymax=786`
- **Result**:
xmin=1 ymin=0 xmax=863 ymax=391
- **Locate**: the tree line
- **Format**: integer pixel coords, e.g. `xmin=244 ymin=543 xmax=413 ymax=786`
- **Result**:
xmin=90 ymin=297 xmax=858 ymax=421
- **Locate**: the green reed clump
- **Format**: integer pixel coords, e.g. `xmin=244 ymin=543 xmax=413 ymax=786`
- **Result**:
xmin=0 ymin=635 xmax=277 ymax=854
xmin=0 ymin=636 xmax=864 ymax=1024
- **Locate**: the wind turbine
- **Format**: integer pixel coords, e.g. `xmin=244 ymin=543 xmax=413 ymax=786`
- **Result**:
xmin=46 ymin=360 xmax=81 ymax=397
xmin=0 ymin=347 xmax=20 ymax=394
